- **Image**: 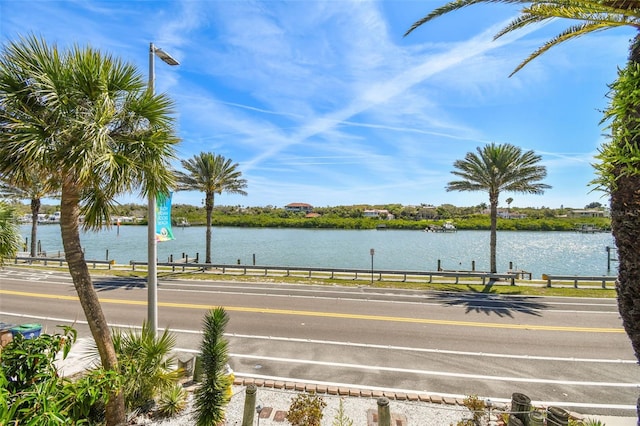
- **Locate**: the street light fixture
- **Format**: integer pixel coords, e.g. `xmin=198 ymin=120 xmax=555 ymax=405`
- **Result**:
xmin=148 ymin=42 xmax=179 ymax=336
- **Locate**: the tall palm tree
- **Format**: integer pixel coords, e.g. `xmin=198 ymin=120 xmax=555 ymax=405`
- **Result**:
xmin=0 ymin=202 xmax=21 ymax=266
xmin=506 ymin=197 xmax=514 ymax=216
xmin=176 ymin=152 xmax=247 ymax=264
xmin=447 ymin=143 xmax=549 ymax=272
xmin=404 ymin=0 xmax=640 ymax=370
xmin=0 ymin=35 xmax=178 ymax=425
xmin=0 ymin=175 xmax=59 ymax=257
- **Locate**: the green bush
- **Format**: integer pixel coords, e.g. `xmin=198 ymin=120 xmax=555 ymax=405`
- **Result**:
xmin=0 ymin=326 xmax=118 ymax=424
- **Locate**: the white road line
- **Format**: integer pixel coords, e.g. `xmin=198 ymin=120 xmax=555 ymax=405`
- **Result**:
xmin=220 ymin=332 xmax=637 ymax=364
xmin=4 ymin=311 xmax=635 ymax=412
xmin=230 ymin=353 xmax=640 ymax=388
xmin=1 ymin=312 xmax=634 ymax=364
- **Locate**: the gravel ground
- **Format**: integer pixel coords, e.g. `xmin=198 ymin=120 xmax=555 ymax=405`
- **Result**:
xmin=141 ymin=385 xmax=472 ymax=426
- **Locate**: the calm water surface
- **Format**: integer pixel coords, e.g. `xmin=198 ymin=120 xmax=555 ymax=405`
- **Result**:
xmin=21 ymin=225 xmax=617 ymax=279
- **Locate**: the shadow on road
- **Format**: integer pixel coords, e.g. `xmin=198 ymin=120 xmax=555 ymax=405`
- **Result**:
xmin=93 ymin=276 xmax=146 ymax=291
xmin=430 ymin=283 xmax=548 ymax=317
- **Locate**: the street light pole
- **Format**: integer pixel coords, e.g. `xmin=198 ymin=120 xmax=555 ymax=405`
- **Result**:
xmin=148 ymin=42 xmax=179 ymax=336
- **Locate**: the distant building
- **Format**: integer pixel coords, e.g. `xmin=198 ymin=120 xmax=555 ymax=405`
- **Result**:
xmin=483 ymin=209 xmax=527 ymax=219
xmin=113 ymin=216 xmax=137 ymax=224
xmin=416 ymin=205 xmax=438 ymax=219
xmin=363 ymin=209 xmax=394 ymax=219
xmin=568 ymin=209 xmax=610 ymax=218
xmin=285 ymin=203 xmax=313 ymax=213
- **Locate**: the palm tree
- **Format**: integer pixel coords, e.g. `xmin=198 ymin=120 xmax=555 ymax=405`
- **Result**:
xmin=447 ymin=143 xmax=549 ymax=272
xmin=175 ymin=153 xmax=247 ymax=264
xmin=0 ymin=35 xmax=178 ymax=425
xmin=404 ymin=0 xmax=640 ymax=370
xmin=505 ymin=197 xmax=514 ymax=216
xmin=0 ymin=202 xmax=21 ymax=266
xmin=0 ymin=176 xmax=59 ymax=257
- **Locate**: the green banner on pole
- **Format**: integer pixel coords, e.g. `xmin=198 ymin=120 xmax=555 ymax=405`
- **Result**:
xmin=156 ymin=192 xmax=174 ymax=242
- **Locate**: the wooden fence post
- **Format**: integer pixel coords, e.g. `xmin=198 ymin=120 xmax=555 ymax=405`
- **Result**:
xmin=241 ymin=384 xmax=257 ymax=426
xmin=377 ymin=397 xmax=390 ymax=426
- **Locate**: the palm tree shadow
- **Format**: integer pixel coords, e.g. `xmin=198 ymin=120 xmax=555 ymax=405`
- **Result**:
xmin=430 ymin=283 xmax=547 ymax=317
xmin=93 ymin=276 xmax=146 ymax=291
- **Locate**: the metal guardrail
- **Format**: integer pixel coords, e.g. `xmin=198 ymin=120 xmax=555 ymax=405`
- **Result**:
xmin=128 ymin=260 xmax=517 ymax=285
xmin=14 ymin=256 xmax=116 ymax=269
xmin=541 ymin=274 xmax=616 ymax=289
xmin=13 ymin=257 xmax=617 ymax=289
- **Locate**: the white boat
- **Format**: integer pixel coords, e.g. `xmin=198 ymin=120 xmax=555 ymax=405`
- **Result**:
xmin=423 ymin=221 xmax=456 ymax=233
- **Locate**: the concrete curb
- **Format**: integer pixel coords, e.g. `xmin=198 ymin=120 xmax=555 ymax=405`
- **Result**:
xmin=232 ymin=376 xmax=508 ymax=410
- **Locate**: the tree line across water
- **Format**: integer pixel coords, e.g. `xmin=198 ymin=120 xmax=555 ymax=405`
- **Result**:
xmin=14 ymin=202 xmax=611 ymax=232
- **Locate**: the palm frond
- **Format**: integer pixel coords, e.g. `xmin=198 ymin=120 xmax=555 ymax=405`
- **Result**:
xmin=406 ymin=0 xmax=640 ymax=75
xmin=508 ymin=21 xmax=614 ymax=75
xmin=405 ymin=0 xmax=529 ymax=37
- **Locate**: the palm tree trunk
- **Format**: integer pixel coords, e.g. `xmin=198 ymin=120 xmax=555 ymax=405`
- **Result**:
xmin=614 ymin=32 xmax=640 ymax=421
xmin=205 ymin=192 xmax=213 ymax=264
xmin=489 ymin=193 xmax=498 ymax=273
xmin=616 ymin=33 xmax=640 ymax=361
xmin=59 ymin=182 xmax=125 ymax=425
xmin=610 ymin=173 xmax=640 ymax=361
xmin=29 ymin=198 xmax=39 ymax=257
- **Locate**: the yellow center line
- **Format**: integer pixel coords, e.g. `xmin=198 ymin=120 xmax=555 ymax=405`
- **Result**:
xmin=0 ymin=289 xmax=624 ymax=333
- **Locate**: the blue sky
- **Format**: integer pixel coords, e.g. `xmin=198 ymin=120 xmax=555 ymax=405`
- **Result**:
xmin=0 ymin=1 xmax=631 ymax=209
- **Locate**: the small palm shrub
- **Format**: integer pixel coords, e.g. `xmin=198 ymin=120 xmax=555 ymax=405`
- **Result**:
xmin=579 ymin=419 xmax=606 ymax=426
xmin=156 ymin=383 xmax=188 ymax=418
xmin=193 ymin=307 xmax=233 ymax=426
xmin=110 ymin=322 xmax=181 ymax=412
xmin=286 ymin=392 xmax=327 ymax=426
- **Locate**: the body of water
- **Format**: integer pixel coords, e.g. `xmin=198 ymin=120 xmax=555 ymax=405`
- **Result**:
xmin=20 ymin=224 xmax=618 ymax=279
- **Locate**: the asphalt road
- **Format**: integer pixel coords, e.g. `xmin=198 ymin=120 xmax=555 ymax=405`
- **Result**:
xmin=0 ymin=267 xmax=637 ymax=416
